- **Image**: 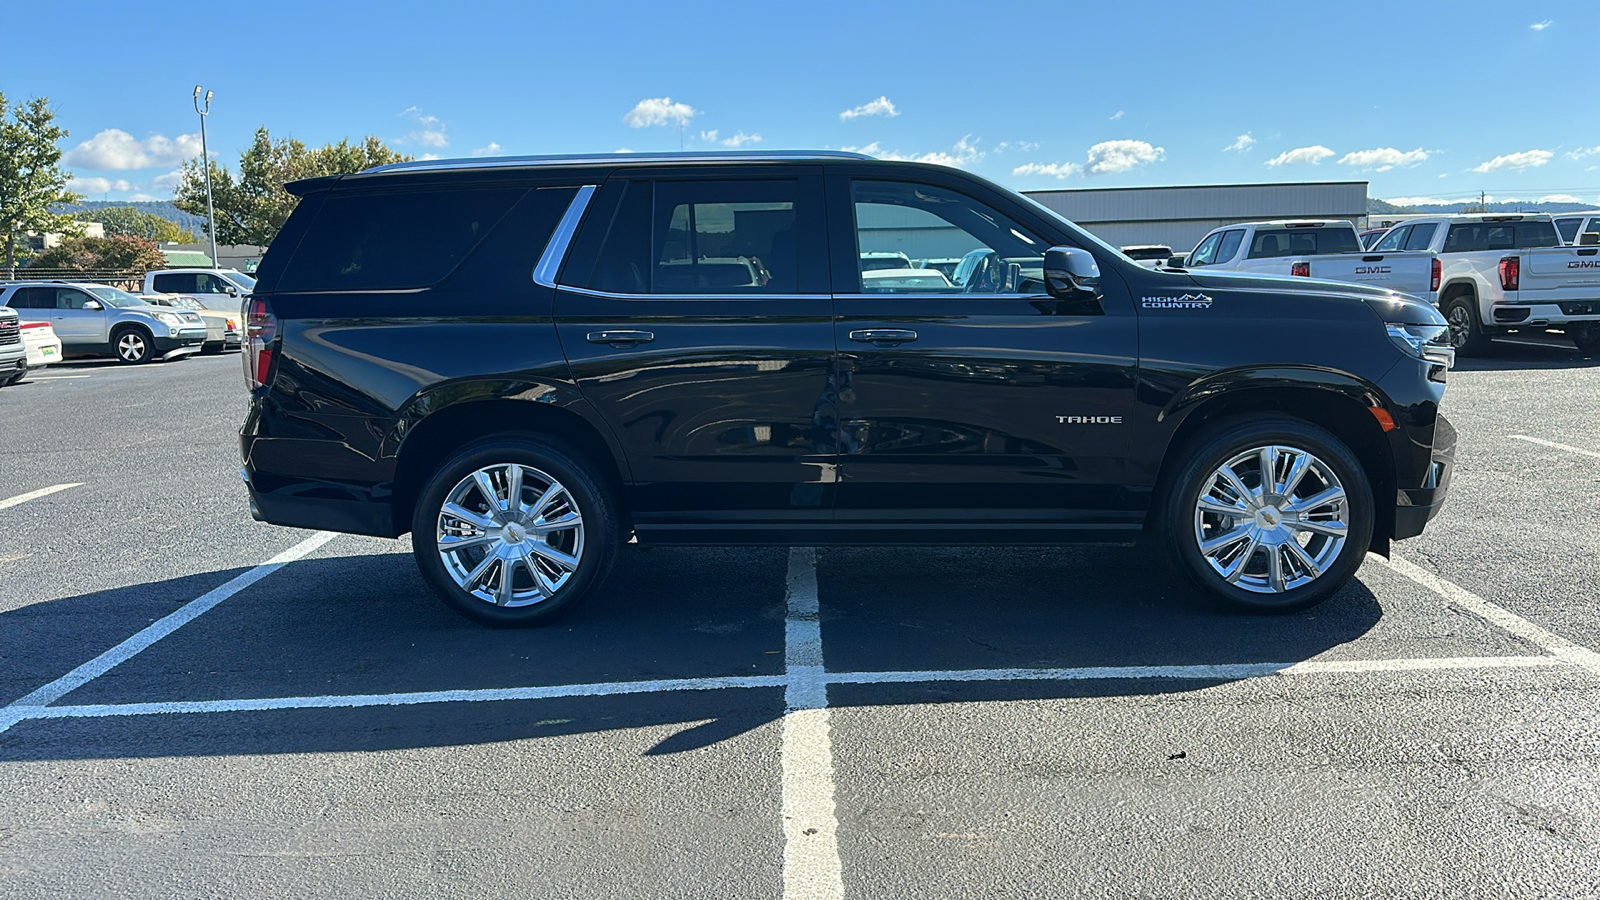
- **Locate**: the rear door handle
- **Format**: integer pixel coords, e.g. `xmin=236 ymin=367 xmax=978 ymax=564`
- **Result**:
xmin=848 ymin=328 xmax=918 ymax=346
xmin=586 ymin=329 xmax=655 ymax=348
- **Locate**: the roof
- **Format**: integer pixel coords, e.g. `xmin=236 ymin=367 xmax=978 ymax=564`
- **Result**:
xmin=162 ymin=250 xmax=215 ymax=267
xmin=359 ymin=150 xmax=873 ymax=177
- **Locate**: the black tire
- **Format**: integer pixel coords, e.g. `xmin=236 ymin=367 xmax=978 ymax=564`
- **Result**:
xmin=201 ymin=341 xmax=224 ymax=355
xmin=1157 ymin=416 xmax=1374 ymax=613
xmin=410 ymin=435 xmax=620 ymax=627
xmin=111 ymin=326 xmax=154 ymax=364
xmin=1569 ymin=322 xmax=1600 ymax=355
xmin=1442 ymin=292 xmax=1492 ymax=357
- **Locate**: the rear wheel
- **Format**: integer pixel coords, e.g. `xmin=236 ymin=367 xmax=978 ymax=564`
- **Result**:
xmin=111 ymin=326 xmax=154 ymax=364
xmin=1442 ymin=293 xmax=1492 ymax=356
xmin=411 ymin=436 xmax=620 ymax=626
xmin=1569 ymin=322 xmax=1600 ymax=355
xmin=201 ymin=341 xmax=223 ymax=355
xmin=1159 ymin=417 xmax=1374 ymax=613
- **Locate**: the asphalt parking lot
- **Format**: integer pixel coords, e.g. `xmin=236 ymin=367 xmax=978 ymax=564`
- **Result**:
xmin=2 ymin=344 xmax=1599 ymax=899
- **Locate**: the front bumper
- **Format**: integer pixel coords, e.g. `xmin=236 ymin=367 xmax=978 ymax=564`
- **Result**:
xmin=154 ymin=328 xmax=208 ymax=358
xmin=0 ymin=352 xmax=27 ymax=380
xmin=1393 ymin=413 xmax=1455 ymax=540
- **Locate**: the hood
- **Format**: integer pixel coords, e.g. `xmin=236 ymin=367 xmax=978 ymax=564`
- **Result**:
xmin=1183 ymin=269 xmax=1445 ymax=326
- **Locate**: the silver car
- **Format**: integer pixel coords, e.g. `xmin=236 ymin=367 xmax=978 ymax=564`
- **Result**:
xmin=0 ymin=282 xmax=207 ymax=364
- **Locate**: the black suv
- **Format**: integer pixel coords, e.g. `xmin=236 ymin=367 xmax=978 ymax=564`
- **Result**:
xmin=240 ymin=151 xmax=1455 ymax=625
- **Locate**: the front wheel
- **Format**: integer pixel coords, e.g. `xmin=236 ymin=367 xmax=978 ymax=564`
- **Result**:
xmin=410 ymin=436 xmax=620 ymax=626
xmin=112 ymin=327 xmax=154 ymax=364
xmin=1159 ymin=417 xmax=1374 ymax=613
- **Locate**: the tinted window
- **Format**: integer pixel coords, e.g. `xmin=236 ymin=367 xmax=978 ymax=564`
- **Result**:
xmin=278 ymin=188 xmax=524 ymax=291
xmin=198 ymin=274 xmax=235 ymax=294
xmin=1513 ymin=221 xmax=1560 ymax=249
xmin=586 ymin=180 xmax=802 ymax=295
xmin=1374 ymin=226 xmax=1410 ymax=252
xmin=1248 ymin=227 xmax=1360 ymax=258
xmin=152 ymin=273 xmax=198 ymax=293
xmin=7 ymin=287 xmax=51 ymax=309
xmin=1403 ymin=223 xmax=1437 ymax=251
xmin=851 ymin=180 xmax=1047 ymax=293
xmin=1555 ymin=218 xmax=1582 ymax=243
xmin=1187 ymin=232 xmax=1225 ymax=267
xmin=1215 ymin=229 xmax=1245 ymax=264
xmin=1445 ymin=221 xmax=1561 ymax=253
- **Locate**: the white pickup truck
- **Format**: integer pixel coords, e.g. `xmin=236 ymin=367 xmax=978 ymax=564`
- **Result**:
xmin=1375 ymin=214 xmax=1600 ymax=354
xmin=1181 ymin=220 xmax=1439 ymax=305
xmin=1551 ymin=213 xmax=1600 ymax=246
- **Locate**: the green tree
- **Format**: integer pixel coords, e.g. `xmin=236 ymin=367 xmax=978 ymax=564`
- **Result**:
xmin=78 ymin=206 xmax=195 ymax=242
xmin=0 ymin=93 xmax=81 ymax=271
xmin=30 ymin=233 xmax=169 ymax=272
xmin=174 ymin=128 xmax=410 ymax=246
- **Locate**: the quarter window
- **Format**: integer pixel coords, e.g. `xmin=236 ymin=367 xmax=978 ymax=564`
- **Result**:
xmin=1555 ymin=218 xmax=1582 ymax=243
xmin=849 ymin=181 xmax=1049 ymax=293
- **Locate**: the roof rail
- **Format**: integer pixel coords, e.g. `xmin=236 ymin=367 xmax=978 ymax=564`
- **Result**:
xmin=359 ymin=149 xmax=874 ymax=176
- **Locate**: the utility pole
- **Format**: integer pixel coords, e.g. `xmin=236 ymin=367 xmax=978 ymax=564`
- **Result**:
xmin=193 ymin=85 xmax=218 ymax=266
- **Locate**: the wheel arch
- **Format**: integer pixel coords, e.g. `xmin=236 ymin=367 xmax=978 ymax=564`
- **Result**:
xmin=1149 ymin=372 xmax=1397 ymax=553
xmin=386 ymin=382 xmax=631 ymax=535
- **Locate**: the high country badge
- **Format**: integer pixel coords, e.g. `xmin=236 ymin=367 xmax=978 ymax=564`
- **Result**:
xmin=1141 ymin=293 xmax=1213 ymax=309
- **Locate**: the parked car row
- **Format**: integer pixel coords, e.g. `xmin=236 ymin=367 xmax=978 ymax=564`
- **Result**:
xmin=0 ymin=268 xmax=256 ymax=385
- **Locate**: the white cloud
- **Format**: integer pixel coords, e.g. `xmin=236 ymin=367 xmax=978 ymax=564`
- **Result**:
xmin=1265 ymin=145 xmax=1335 ymax=167
xmin=1337 ymin=147 xmax=1429 ymax=171
xmin=471 ymin=142 xmax=502 ymax=157
xmin=720 ymin=131 xmax=761 ymax=147
xmin=992 ymin=141 xmax=1040 ymax=154
xmin=842 ymin=135 xmax=982 ymax=168
xmin=126 ymin=193 xmax=160 ymax=202
xmin=63 ymin=129 xmax=203 ymax=170
xmin=399 ymin=106 xmax=448 ymax=148
xmin=1012 ymin=161 xmax=1081 ymax=179
xmin=1085 ymin=139 xmax=1164 ymax=175
xmin=417 ymin=153 xmax=442 ymax=161
xmin=1536 ymin=194 xmax=1586 ymax=204
xmin=699 ymin=129 xmax=718 ymax=142
xmin=1567 ymin=146 xmax=1600 ymax=160
xmin=149 ymin=168 xmax=185 ymax=191
xmin=1530 ymin=19 xmax=1553 ymax=30
xmin=1109 ymin=110 xmax=1124 ymax=121
xmin=1471 ymin=149 xmax=1552 ymax=173
xmin=1224 ymin=132 xmax=1256 ymax=153
xmin=624 ymin=97 xmax=697 ymax=128
xmin=68 ymin=176 xmax=135 ymax=194
xmin=1387 ymin=196 xmax=1456 ymax=206
xmin=839 ymin=96 xmax=898 ymax=121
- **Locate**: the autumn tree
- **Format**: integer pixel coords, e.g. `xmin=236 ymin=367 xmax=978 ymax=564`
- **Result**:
xmin=0 ymin=93 xmax=81 ymax=271
xmin=174 ymin=128 xmax=410 ymax=246
xmin=31 ymin=233 xmax=169 ymax=272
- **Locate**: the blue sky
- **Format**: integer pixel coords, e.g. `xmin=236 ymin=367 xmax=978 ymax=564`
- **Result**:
xmin=8 ymin=1 xmax=1598 ymax=207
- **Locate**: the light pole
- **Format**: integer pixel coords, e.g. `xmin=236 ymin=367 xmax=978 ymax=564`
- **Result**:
xmin=193 ymin=85 xmax=218 ymax=267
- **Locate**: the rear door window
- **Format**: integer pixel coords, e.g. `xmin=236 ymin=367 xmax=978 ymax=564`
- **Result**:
xmin=152 ymin=273 xmax=199 ymax=293
xmin=278 ymin=187 xmax=524 ymax=291
xmin=1373 ymin=226 xmax=1411 ymax=252
xmin=1402 ymin=223 xmax=1437 ymax=251
xmin=1555 ymin=217 xmax=1582 ymax=243
xmin=1214 ymin=229 xmax=1245 ymax=263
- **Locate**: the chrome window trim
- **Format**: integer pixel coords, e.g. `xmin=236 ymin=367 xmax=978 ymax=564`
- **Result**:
xmin=363 ymin=150 xmax=870 ymax=176
xmin=832 ymin=292 xmax=1051 ymax=301
xmin=558 ymin=285 xmax=828 ymax=302
xmin=532 ymin=185 xmax=597 ymax=289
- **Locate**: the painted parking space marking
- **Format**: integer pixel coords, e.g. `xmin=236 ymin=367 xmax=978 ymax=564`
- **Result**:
xmin=0 ymin=530 xmax=338 ymax=735
xmin=1507 ymin=434 xmax=1600 ymax=461
xmin=27 ymin=375 xmax=92 ymax=380
xmin=0 ymin=482 xmax=84 ymax=510
xmin=1379 ymin=554 xmax=1600 ymax=674
xmin=781 ymin=547 xmax=845 ymax=900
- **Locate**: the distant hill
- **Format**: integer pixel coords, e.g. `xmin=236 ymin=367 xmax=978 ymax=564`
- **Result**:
xmin=56 ymin=200 xmax=208 ymax=235
xmin=1371 ymin=197 xmax=1600 ymax=215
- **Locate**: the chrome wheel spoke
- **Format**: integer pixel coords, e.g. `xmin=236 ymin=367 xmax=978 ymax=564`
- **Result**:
xmin=1259 ymin=446 xmax=1280 ymax=493
xmin=1200 ymin=525 xmax=1253 ymax=558
xmin=462 ymin=551 xmax=498 ymax=591
xmin=1287 ymin=486 xmax=1345 ymax=515
xmin=528 ymin=541 xmax=579 ymax=572
xmin=1217 ymin=465 xmax=1259 ymax=509
xmin=1194 ymin=443 xmax=1349 ymax=595
xmin=530 ymin=483 xmax=564 ymax=518
xmin=505 ymin=464 xmax=525 ymax=516
xmin=441 ymin=502 xmax=496 ymax=531
xmin=1290 ymin=517 xmax=1347 ymax=538
xmin=532 ymin=511 xmax=582 ymax=535
xmin=1284 ymin=539 xmax=1322 ymax=579
xmin=527 ymin=550 xmax=560 ymax=595
xmin=436 ymin=462 xmax=585 ymax=607
xmin=1221 ymin=535 xmax=1260 ymax=584
xmin=1279 ymin=451 xmax=1311 ymax=497
xmin=1266 ymin=546 xmax=1287 ymax=592
xmin=473 ymin=471 xmax=505 ymax=521
xmin=494 ymin=553 xmax=515 ymax=605
xmin=438 ymin=531 xmax=495 ymax=552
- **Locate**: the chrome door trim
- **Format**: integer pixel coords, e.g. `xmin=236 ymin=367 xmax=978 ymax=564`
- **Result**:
xmin=831 ymin=292 xmax=1051 ymax=301
xmin=558 ymin=284 xmax=828 ymax=302
xmin=532 ymin=185 xmax=597 ymax=289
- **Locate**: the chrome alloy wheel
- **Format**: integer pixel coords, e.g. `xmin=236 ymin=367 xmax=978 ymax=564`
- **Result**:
xmin=1192 ymin=444 xmax=1349 ymax=595
xmin=116 ymin=331 xmax=148 ymax=361
xmin=435 ymin=463 xmax=584 ymax=607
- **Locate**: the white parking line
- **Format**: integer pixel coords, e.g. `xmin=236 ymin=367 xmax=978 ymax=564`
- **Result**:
xmin=781 ymin=547 xmax=845 ymax=900
xmin=1379 ymin=555 xmax=1600 ymax=675
xmin=0 ymin=530 xmax=338 ymax=735
xmin=28 ymin=375 xmax=92 ymax=380
xmin=1507 ymin=434 xmax=1600 ymax=461
xmin=0 ymin=483 xmax=84 ymax=510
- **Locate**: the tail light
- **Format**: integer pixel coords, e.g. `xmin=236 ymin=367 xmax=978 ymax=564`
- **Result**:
xmin=244 ymin=296 xmax=278 ymax=389
xmin=19 ymin=321 xmax=50 ymax=330
xmin=1290 ymin=261 xmax=1310 ymax=277
xmin=1430 ymin=258 xmax=1441 ymax=292
xmin=1498 ymin=256 xmax=1520 ymax=292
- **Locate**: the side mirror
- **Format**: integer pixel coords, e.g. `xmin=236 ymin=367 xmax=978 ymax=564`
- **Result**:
xmin=1168 ymin=255 xmax=1187 ymax=269
xmin=223 ymin=284 xmax=239 ymax=295
xmin=82 ymin=300 xmax=103 ymax=310
xmin=1044 ymin=246 xmax=1101 ymax=301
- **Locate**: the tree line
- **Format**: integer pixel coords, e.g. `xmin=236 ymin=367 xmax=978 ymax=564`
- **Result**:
xmin=0 ymin=93 xmax=411 ymax=273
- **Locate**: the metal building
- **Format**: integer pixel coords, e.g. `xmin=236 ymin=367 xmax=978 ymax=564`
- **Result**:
xmin=1024 ymin=181 xmax=1369 ymax=253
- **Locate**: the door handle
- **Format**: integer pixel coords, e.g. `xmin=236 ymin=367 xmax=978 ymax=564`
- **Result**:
xmin=586 ymin=329 xmax=655 ymax=348
xmin=848 ymin=328 xmax=918 ymax=346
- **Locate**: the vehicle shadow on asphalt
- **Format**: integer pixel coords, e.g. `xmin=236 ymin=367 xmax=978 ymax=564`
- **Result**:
xmin=1452 ymin=339 xmax=1599 ymax=371
xmin=0 ymin=544 xmax=1382 ymax=762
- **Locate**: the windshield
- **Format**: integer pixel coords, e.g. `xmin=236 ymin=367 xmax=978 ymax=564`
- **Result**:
xmin=87 ymin=286 xmax=153 ymax=308
xmin=222 ymin=272 xmax=256 ymax=290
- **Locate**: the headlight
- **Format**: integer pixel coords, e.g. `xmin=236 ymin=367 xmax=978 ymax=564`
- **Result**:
xmin=1387 ymin=323 xmax=1454 ymax=368
xmin=155 ymin=312 xmax=184 ymax=327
